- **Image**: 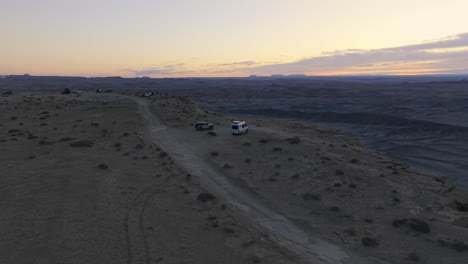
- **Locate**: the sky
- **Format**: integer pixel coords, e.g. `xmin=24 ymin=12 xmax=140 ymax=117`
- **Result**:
xmin=1 ymin=0 xmax=468 ymax=77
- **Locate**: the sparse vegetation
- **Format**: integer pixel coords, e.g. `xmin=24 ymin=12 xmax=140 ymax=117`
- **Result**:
xmin=58 ymin=137 xmax=75 ymax=142
xmin=438 ymin=239 xmax=468 ymax=252
xmin=408 ymin=251 xmax=420 ymax=262
xmin=196 ymin=192 xmax=216 ymax=202
xmin=361 ymin=237 xmax=379 ymax=248
xmin=454 ymin=200 xmax=468 ymax=212
xmin=285 ymin=136 xmax=301 ymax=144
xmin=98 ymin=163 xmax=109 ymax=170
xmin=223 ymin=163 xmax=233 ymax=169
xmin=70 ymin=140 xmax=94 ymax=147
xmin=303 ymin=192 xmax=321 ymax=201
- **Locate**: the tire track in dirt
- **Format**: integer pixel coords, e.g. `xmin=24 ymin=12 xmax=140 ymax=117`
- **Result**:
xmin=131 ymin=97 xmax=374 ymax=264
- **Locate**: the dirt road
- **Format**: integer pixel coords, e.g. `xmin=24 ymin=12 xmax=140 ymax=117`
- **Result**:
xmin=133 ymin=97 xmax=371 ymax=264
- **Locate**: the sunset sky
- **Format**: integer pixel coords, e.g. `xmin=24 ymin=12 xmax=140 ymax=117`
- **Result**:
xmin=1 ymin=0 xmax=468 ymax=77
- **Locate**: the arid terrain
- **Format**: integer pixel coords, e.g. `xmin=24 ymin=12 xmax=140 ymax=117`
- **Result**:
xmin=0 ymin=91 xmax=467 ymax=264
xmin=0 ymin=93 xmax=298 ymax=264
xmin=148 ymin=95 xmax=468 ymax=264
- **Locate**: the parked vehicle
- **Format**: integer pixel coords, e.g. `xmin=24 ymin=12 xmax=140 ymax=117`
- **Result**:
xmin=195 ymin=121 xmax=214 ymax=130
xmin=231 ymin=121 xmax=248 ymax=135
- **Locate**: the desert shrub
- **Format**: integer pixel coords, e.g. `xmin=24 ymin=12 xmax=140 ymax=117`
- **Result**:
xmin=438 ymin=239 xmax=468 ymax=252
xmin=351 ymin=158 xmax=359 ymax=164
xmin=210 ymin=152 xmax=219 ymax=157
xmin=223 ymin=226 xmax=236 ymax=234
xmin=348 ymin=183 xmax=357 ymax=188
xmin=450 ymin=241 xmax=468 ymax=252
xmin=409 ymin=218 xmax=430 ymax=233
xmin=361 ymin=237 xmax=379 ymax=247
xmin=408 ymin=251 xmax=420 ymax=262
xmin=135 ymin=144 xmax=144 ymax=149
xmin=38 ymin=140 xmax=54 ymax=145
xmin=303 ymin=192 xmax=321 ymax=201
xmin=285 ymin=136 xmax=301 ymax=144
xmin=196 ymin=192 xmax=216 ymax=202
xmin=272 ymin=147 xmax=282 ymax=151
xmin=335 ymin=170 xmax=344 ymax=175
xmin=98 ymin=163 xmax=109 ymax=170
xmin=223 ymin=163 xmax=233 ymax=169
xmin=70 ymin=140 xmax=94 ymax=147
xmin=258 ymin=138 xmax=270 ymax=143
xmin=122 ymin=132 xmax=130 ymax=137
xmin=291 ymin=173 xmax=300 ymax=179
xmin=207 ymin=131 xmax=217 ymax=136
xmin=244 ymin=158 xmax=251 ymax=163
xmin=159 ymin=151 xmax=168 ymax=158
xmin=242 ymin=142 xmax=252 ymax=146
xmin=454 ymin=200 xmax=468 ymax=212
xmin=58 ymin=137 xmax=75 ymax=142
xmin=344 ymin=228 xmax=357 ymax=236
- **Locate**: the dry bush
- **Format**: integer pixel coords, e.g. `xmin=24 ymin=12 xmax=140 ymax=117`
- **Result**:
xmin=223 ymin=163 xmax=233 ymax=169
xmin=98 ymin=163 xmax=109 ymax=170
xmin=303 ymin=192 xmax=321 ymax=201
xmin=70 ymin=140 xmax=94 ymax=147
xmin=196 ymin=192 xmax=216 ymax=202
xmin=285 ymin=136 xmax=301 ymax=144
xmin=362 ymin=237 xmax=379 ymax=248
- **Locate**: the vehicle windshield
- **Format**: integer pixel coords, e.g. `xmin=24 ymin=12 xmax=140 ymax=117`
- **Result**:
xmin=232 ymin=125 xmax=238 ymax=129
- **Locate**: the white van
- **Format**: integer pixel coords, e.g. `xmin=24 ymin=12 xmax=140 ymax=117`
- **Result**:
xmin=231 ymin=121 xmax=248 ymax=135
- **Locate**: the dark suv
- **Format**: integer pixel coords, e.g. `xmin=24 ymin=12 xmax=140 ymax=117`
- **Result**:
xmin=195 ymin=122 xmax=214 ymax=131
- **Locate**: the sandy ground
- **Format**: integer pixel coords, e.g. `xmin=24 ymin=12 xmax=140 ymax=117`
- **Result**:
xmin=0 ymin=93 xmax=297 ymax=264
xmin=148 ymin=95 xmax=468 ymax=264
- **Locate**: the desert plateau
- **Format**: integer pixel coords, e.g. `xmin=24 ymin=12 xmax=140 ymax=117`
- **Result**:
xmin=1 ymin=87 xmax=467 ymax=264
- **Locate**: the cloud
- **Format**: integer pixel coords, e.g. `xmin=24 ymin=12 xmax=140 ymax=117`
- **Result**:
xmin=218 ymin=61 xmax=258 ymax=67
xmin=125 ymin=64 xmax=194 ymax=77
xmin=250 ymin=32 xmax=468 ymax=75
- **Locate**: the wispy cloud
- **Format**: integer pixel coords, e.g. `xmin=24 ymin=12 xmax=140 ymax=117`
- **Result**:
xmin=125 ymin=64 xmax=194 ymax=77
xmin=218 ymin=61 xmax=258 ymax=67
xmin=249 ymin=32 xmax=468 ymax=75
